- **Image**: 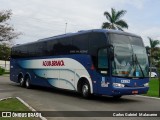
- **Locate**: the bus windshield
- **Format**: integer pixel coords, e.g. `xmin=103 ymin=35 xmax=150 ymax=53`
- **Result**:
xmin=110 ymin=34 xmax=149 ymax=78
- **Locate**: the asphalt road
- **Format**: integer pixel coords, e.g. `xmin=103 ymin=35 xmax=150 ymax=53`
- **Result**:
xmin=0 ymin=76 xmax=160 ymax=120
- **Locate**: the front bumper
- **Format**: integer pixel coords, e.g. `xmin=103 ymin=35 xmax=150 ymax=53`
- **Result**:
xmin=111 ymin=87 xmax=149 ymax=96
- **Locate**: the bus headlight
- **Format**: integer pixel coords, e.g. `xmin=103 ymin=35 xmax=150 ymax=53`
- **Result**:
xmin=113 ymin=83 xmax=125 ymax=88
xmin=144 ymin=83 xmax=149 ymax=87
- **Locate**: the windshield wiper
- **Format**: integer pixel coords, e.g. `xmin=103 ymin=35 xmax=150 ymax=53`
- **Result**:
xmin=134 ymin=54 xmax=145 ymax=77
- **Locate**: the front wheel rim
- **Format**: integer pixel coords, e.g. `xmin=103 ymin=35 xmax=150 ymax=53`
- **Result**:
xmin=82 ymin=84 xmax=89 ymax=96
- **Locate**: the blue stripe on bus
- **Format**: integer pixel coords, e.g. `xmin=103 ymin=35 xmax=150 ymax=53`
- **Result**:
xmin=48 ymin=78 xmax=76 ymax=90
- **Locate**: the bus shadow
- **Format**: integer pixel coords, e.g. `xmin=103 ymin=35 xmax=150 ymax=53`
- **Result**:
xmin=90 ymin=95 xmax=141 ymax=104
xmin=13 ymin=84 xmax=142 ymax=104
xmin=31 ymin=85 xmax=141 ymax=104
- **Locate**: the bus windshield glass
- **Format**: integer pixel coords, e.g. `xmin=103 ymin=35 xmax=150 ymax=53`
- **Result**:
xmin=110 ymin=33 xmax=149 ymax=78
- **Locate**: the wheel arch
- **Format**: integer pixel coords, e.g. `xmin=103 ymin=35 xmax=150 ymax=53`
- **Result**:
xmin=24 ymin=72 xmax=31 ymax=81
xmin=17 ymin=72 xmax=24 ymax=83
xmin=77 ymin=76 xmax=93 ymax=94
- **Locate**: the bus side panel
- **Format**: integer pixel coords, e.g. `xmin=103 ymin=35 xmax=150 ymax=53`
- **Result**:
xmin=10 ymin=58 xmax=53 ymax=88
xmin=11 ymin=56 xmax=92 ymax=92
xmin=10 ymin=58 xmax=22 ymax=83
xmin=10 ymin=59 xmax=16 ymax=82
xmin=10 ymin=55 xmax=107 ymax=95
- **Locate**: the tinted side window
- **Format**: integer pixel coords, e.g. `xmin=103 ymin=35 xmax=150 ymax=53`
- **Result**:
xmin=13 ymin=42 xmax=48 ymax=58
xmin=46 ymin=40 xmax=57 ymax=56
xmin=72 ymin=34 xmax=89 ymax=54
xmin=34 ymin=42 xmax=46 ymax=56
xmin=98 ymin=48 xmax=108 ymax=75
xmin=11 ymin=47 xmax=15 ymax=58
xmin=98 ymin=48 xmax=108 ymax=69
xmin=27 ymin=44 xmax=36 ymax=57
xmin=89 ymin=32 xmax=107 ymax=55
xmin=54 ymin=38 xmax=73 ymax=55
xmin=18 ymin=46 xmax=28 ymax=58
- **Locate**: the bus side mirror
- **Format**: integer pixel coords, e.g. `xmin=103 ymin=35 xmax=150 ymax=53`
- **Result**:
xmin=107 ymin=44 xmax=114 ymax=61
xmin=110 ymin=47 xmax=114 ymax=61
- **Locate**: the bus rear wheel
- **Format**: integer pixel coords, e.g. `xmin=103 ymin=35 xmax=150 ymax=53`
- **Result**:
xmin=81 ymin=81 xmax=91 ymax=98
xmin=25 ymin=77 xmax=31 ymax=89
xmin=19 ymin=77 xmax=25 ymax=87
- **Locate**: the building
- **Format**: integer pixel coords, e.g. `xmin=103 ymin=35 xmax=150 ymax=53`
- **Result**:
xmin=0 ymin=60 xmax=10 ymax=71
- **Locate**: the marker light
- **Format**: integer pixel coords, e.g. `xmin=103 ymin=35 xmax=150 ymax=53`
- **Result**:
xmin=144 ymin=83 xmax=149 ymax=87
xmin=91 ymin=64 xmax=95 ymax=70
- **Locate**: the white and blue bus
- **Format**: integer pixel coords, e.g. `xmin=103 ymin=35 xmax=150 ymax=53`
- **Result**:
xmin=10 ymin=29 xmax=149 ymax=98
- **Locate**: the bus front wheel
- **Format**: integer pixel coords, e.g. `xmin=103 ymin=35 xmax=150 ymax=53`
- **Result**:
xmin=81 ymin=81 xmax=91 ymax=98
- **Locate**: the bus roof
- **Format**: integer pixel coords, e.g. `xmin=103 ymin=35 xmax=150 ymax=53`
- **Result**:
xmin=13 ymin=29 xmax=141 ymax=47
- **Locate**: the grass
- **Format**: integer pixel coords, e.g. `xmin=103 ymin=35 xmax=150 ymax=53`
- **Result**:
xmin=0 ymin=98 xmax=39 ymax=120
xmin=0 ymin=70 xmax=10 ymax=76
xmin=4 ymin=71 xmax=10 ymax=74
xmin=145 ymin=78 xmax=159 ymax=97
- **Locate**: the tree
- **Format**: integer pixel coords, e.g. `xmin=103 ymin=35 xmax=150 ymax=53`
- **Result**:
xmin=102 ymin=8 xmax=128 ymax=31
xmin=149 ymin=37 xmax=159 ymax=50
xmin=0 ymin=43 xmax=11 ymax=60
xmin=0 ymin=10 xmax=20 ymax=43
xmin=146 ymin=37 xmax=160 ymax=78
xmin=0 ymin=43 xmax=11 ymax=69
xmin=148 ymin=37 xmax=160 ymax=66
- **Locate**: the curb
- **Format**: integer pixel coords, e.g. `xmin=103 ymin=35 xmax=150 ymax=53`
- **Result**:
xmin=16 ymin=97 xmax=47 ymax=120
xmin=0 ymin=97 xmax=12 ymax=101
xmin=135 ymin=95 xmax=160 ymax=100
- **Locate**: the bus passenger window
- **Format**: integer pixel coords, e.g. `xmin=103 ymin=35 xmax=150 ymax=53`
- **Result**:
xmin=98 ymin=48 xmax=108 ymax=71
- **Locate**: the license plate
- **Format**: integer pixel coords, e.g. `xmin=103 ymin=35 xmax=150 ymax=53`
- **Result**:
xmin=132 ymin=90 xmax=138 ymax=94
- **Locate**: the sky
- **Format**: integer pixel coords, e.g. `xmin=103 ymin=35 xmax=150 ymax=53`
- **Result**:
xmin=0 ymin=0 xmax=160 ymax=46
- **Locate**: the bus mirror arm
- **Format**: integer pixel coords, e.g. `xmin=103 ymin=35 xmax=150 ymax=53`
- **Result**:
xmin=107 ymin=44 xmax=114 ymax=61
xmin=106 ymin=44 xmax=113 ymax=48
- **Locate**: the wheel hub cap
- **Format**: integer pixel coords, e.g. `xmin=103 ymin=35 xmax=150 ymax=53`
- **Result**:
xmin=82 ymin=85 xmax=88 ymax=95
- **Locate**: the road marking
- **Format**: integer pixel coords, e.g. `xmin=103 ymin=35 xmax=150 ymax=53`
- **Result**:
xmin=0 ymin=97 xmax=47 ymax=119
xmin=135 ymin=95 xmax=160 ymax=100
xmin=16 ymin=97 xmax=47 ymax=120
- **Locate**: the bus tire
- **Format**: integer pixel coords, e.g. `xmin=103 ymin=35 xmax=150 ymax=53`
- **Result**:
xmin=25 ymin=76 xmax=31 ymax=89
xmin=81 ymin=81 xmax=91 ymax=98
xmin=19 ymin=77 xmax=25 ymax=87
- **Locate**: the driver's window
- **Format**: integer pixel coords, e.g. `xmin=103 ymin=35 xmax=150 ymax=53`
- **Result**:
xmin=98 ymin=48 xmax=108 ymax=70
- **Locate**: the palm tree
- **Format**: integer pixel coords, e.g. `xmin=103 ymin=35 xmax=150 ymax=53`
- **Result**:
xmin=148 ymin=37 xmax=159 ymax=62
xmin=102 ymin=8 xmax=128 ymax=31
xmin=148 ymin=37 xmax=160 ymax=77
xmin=149 ymin=37 xmax=159 ymax=50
